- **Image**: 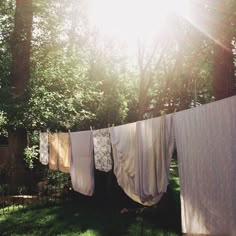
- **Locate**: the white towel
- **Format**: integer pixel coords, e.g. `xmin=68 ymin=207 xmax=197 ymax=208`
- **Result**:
xmin=92 ymin=128 xmax=112 ymax=172
xmin=57 ymin=133 xmax=70 ymax=173
xmin=110 ymin=115 xmax=174 ymax=206
xmin=69 ymin=131 xmax=94 ymax=196
xmin=48 ymin=133 xmax=59 ymax=170
xmin=39 ymin=132 xmax=48 ymax=165
xmin=174 ymin=96 xmax=236 ymax=235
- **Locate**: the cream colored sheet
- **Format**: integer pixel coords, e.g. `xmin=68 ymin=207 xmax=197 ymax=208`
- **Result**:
xmin=110 ymin=114 xmax=174 ymax=206
xmin=174 ymin=96 xmax=236 ymax=235
xmin=135 ymin=114 xmax=175 ymax=204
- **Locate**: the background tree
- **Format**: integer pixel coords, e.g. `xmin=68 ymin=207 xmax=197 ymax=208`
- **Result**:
xmin=0 ymin=0 xmax=235 ymax=168
xmin=212 ymin=0 xmax=236 ymax=99
xmin=8 ymin=0 xmax=32 ymax=169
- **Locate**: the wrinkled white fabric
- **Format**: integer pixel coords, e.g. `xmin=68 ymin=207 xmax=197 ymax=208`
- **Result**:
xmin=92 ymin=128 xmax=112 ymax=172
xmin=174 ymin=96 xmax=236 ymax=235
xmin=39 ymin=132 xmax=48 ymax=165
xmin=135 ymin=114 xmax=175 ymax=204
xmin=110 ymin=122 xmax=138 ymax=203
xmin=110 ymin=115 xmax=174 ymax=206
xmin=69 ymin=131 xmax=94 ymax=196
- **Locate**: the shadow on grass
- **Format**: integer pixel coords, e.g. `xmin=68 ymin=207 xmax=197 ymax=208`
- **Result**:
xmin=0 ymin=195 xmax=181 ymax=236
xmin=0 ymin=160 xmax=181 ymax=236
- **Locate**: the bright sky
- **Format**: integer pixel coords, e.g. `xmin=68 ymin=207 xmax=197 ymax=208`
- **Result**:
xmin=88 ymin=0 xmax=190 ymax=46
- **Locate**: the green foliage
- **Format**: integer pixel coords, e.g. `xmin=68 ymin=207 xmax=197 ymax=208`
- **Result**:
xmin=24 ymin=145 xmax=39 ymax=169
xmin=96 ymin=91 xmax=128 ymax=126
xmin=0 ymin=111 xmax=7 ymax=130
xmin=0 ymin=0 xmax=235 ymax=132
xmin=46 ymin=170 xmax=69 ymax=186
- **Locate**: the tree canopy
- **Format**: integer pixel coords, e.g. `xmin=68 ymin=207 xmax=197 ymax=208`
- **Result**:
xmin=0 ymin=0 xmax=235 ymax=134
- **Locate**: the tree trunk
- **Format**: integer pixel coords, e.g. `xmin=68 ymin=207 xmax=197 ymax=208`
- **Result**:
xmin=8 ymin=128 xmax=27 ymax=168
xmin=213 ymin=40 xmax=236 ymax=100
xmin=8 ymin=0 xmax=33 ymax=171
xmin=11 ymin=0 xmax=32 ymax=97
xmin=212 ymin=0 xmax=236 ymax=100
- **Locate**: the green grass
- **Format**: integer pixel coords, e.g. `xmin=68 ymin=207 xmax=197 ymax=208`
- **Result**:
xmin=0 ymin=160 xmax=181 ymax=236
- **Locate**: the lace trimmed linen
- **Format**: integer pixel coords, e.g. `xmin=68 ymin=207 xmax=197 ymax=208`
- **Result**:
xmin=92 ymin=128 xmax=112 ymax=172
xmin=39 ymin=132 xmax=49 ymax=165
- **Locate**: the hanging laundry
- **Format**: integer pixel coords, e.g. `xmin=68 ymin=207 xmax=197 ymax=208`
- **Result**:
xmin=48 ymin=133 xmax=70 ymax=173
xmin=92 ymin=128 xmax=112 ymax=172
xmin=69 ymin=131 xmax=94 ymax=196
xmin=39 ymin=132 xmax=49 ymax=165
xmin=48 ymin=133 xmax=59 ymax=170
xmin=174 ymin=96 xmax=236 ymax=235
xmin=58 ymin=133 xmax=70 ymax=173
xmin=110 ymin=114 xmax=174 ymax=206
xmin=135 ymin=114 xmax=175 ymax=204
xmin=109 ymin=122 xmax=138 ymax=203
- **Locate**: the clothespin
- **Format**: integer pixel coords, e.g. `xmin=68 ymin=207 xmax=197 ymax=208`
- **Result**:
xmin=160 ymin=110 xmax=166 ymax=116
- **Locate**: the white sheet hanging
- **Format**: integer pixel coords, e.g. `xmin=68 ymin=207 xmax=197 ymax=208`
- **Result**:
xmin=110 ymin=122 xmax=138 ymax=203
xmin=110 ymin=114 xmax=175 ymax=206
xmin=174 ymin=96 xmax=236 ymax=235
xmin=135 ymin=114 xmax=175 ymax=204
xmin=69 ymin=131 xmax=94 ymax=196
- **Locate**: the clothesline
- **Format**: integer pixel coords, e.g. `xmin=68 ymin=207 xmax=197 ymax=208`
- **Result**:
xmin=39 ymin=95 xmax=236 ymax=235
xmin=40 ymin=112 xmax=174 ymax=206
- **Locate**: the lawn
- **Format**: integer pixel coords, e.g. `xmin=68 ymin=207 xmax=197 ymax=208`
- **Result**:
xmin=0 ymin=160 xmax=181 ymax=236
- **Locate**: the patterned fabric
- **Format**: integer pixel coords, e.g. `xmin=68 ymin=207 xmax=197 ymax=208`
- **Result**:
xmin=92 ymin=128 xmax=112 ymax=172
xmin=39 ymin=132 xmax=48 ymax=165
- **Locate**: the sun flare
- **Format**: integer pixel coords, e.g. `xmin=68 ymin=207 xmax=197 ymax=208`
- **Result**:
xmin=88 ymin=0 xmax=189 ymax=43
